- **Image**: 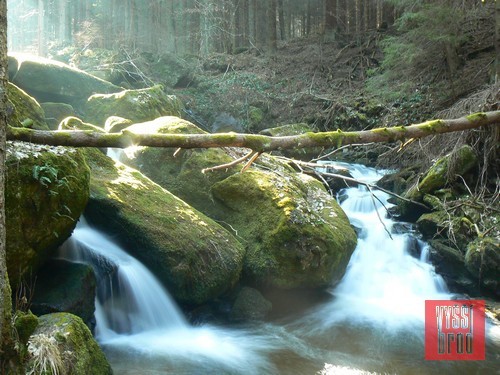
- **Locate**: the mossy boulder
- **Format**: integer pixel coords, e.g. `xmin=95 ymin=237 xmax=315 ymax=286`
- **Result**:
xmin=122 ymin=116 xmax=237 ymax=219
xmin=82 ymin=148 xmax=244 ymax=305
xmin=5 ymin=142 xmax=90 ymax=288
xmin=26 ymin=313 xmax=112 ymax=375
xmin=40 ymin=102 xmax=76 ymax=130
xmin=104 ymin=116 xmax=133 ymax=133
xmin=465 ymin=237 xmax=500 ymax=297
xmin=211 ymin=169 xmax=357 ymax=289
xmin=397 ymin=146 xmax=477 ymax=221
xmin=8 ymin=53 xmax=122 ymax=105
xmin=7 ymin=82 xmax=49 ymax=130
xmin=260 ymin=123 xmax=323 ymax=161
xmin=31 ymin=259 xmax=97 ymax=328
xmin=83 ymin=85 xmax=183 ymax=126
xmin=58 ymin=116 xmax=105 ymax=133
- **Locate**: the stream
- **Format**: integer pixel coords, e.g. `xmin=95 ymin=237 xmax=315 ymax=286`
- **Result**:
xmin=60 ymin=162 xmax=499 ymax=374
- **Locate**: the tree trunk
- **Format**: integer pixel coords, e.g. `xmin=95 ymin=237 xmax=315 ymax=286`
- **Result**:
xmin=267 ymin=0 xmax=277 ymax=53
xmin=0 ymin=0 xmax=17 ymax=371
xmin=7 ymin=112 xmax=500 ymax=152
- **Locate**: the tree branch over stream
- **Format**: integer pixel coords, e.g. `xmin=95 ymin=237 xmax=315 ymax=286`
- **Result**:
xmin=7 ymin=111 xmax=500 ymax=151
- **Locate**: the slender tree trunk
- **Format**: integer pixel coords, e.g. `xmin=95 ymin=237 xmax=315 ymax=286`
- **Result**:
xmin=267 ymin=0 xmax=277 ymax=53
xmin=496 ymin=0 xmax=499 ymax=83
xmin=0 ymin=0 xmax=17 ymax=371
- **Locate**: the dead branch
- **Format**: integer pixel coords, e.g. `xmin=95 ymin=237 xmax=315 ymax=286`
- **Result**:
xmin=7 ymin=111 xmax=500 ymax=152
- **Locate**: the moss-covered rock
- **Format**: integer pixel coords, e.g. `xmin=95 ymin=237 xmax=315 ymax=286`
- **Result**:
xmin=31 ymin=259 xmax=96 ymax=328
xmin=7 ymin=82 xmax=49 ymax=130
xmin=82 ymin=148 xmax=244 ymax=305
xmin=212 ymin=169 xmax=357 ymax=289
xmin=40 ymin=102 xmax=76 ymax=130
xmin=26 ymin=313 xmax=112 ymax=375
xmin=465 ymin=237 xmax=499 ymax=297
xmin=14 ymin=310 xmax=39 ymax=345
xmin=104 ymin=116 xmax=133 ymax=133
xmin=9 ymin=53 xmax=122 ymax=105
xmin=5 ymin=142 xmax=90 ymax=289
xmin=58 ymin=116 xmax=105 ymax=133
xmin=122 ymin=116 xmax=237 ymax=219
xmin=83 ymin=85 xmax=183 ymax=126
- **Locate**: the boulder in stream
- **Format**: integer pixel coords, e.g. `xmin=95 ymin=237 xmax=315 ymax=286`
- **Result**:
xmin=25 ymin=313 xmax=112 ymax=375
xmin=82 ymin=148 xmax=245 ymax=305
xmin=120 ymin=116 xmax=357 ymax=290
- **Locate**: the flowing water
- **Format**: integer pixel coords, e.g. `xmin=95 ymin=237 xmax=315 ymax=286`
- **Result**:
xmin=61 ymin=163 xmax=499 ymax=374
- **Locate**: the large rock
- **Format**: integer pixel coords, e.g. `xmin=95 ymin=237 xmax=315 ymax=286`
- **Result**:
xmin=83 ymin=85 xmax=183 ymax=126
xmin=41 ymin=102 xmax=76 ymax=130
xmin=31 ymin=259 xmax=97 ymax=328
xmin=25 ymin=313 xmax=112 ymax=375
xmin=8 ymin=53 xmax=122 ymax=105
xmin=397 ymin=145 xmax=477 ymax=221
xmin=82 ymin=148 xmax=244 ymax=305
xmin=120 ymin=117 xmax=357 ymax=289
xmin=7 ymin=82 xmax=49 ymax=130
xmin=212 ymin=169 xmax=357 ymax=289
xmin=465 ymin=237 xmax=500 ymax=297
xmin=5 ymin=142 xmax=90 ymax=288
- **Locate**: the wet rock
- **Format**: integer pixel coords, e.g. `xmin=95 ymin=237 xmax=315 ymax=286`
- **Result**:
xmin=58 ymin=116 xmax=105 ymax=133
xmin=212 ymin=169 xmax=357 ymax=289
xmin=41 ymin=102 xmax=75 ymax=130
xmin=104 ymin=116 xmax=133 ymax=133
xmin=260 ymin=123 xmax=323 ymax=161
xmin=211 ymin=112 xmax=245 ymax=133
xmin=31 ymin=259 xmax=96 ymax=329
xmin=465 ymin=237 xmax=500 ymax=297
xmin=230 ymin=287 xmax=272 ymax=321
xmin=8 ymin=53 xmax=122 ymax=105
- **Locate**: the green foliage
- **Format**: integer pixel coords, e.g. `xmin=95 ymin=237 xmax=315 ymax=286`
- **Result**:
xmin=367 ymin=2 xmax=467 ymax=100
xmin=32 ymin=163 xmax=70 ymax=195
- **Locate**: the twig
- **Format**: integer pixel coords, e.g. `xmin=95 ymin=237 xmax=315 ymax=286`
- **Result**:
xmin=202 ymin=149 xmax=254 ymax=173
xmin=366 ymin=183 xmax=393 ymax=240
xmin=241 ymin=151 xmax=261 ymax=172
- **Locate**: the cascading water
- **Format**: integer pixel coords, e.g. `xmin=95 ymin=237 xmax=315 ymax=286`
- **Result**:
xmin=58 ymin=162 xmax=498 ymax=374
xmin=307 ymin=163 xmax=451 ymax=329
xmin=60 ymin=219 xmax=283 ymax=374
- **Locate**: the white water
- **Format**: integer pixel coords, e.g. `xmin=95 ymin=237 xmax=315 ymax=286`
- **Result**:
xmin=306 ymin=162 xmax=451 ymax=330
xmin=60 ymin=220 xmax=282 ymax=374
xmin=58 ymin=162 xmax=499 ymax=374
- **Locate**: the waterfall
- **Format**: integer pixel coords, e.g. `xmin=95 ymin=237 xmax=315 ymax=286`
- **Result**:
xmin=60 ymin=219 xmax=280 ymax=374
xmin=60 ymin=219 xmax=188 ymax=339
xmin=300 ymin=162 xmax=451 ymax=331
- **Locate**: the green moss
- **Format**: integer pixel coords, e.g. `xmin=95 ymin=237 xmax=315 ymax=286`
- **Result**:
xmin=212 ymin=168 xmax=357 ymax=289
xmin=28 ymin=313 xmax=112 ymax=375
xmin=7 ymin=82 xmax=49 ymax=130
xmin=14 ymin=311 xmax=39 ymax=344
xmin=5 ymin=142 xmax=90 ymax=288
xmin=83 ymin=148 xmax=244 ymax=305
xmin=464 ymin=237 xmax=499 ymax=294
xmin=466 ymin=112 xmax=487 ymax=123
xmin=83 ymin=85 xmax=184 ymax=126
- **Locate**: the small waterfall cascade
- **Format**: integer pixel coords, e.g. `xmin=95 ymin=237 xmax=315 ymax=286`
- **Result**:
xmin=60 ymin=219 xmax=280 ymax=374
xmin=59 ymin=218 xmax=188 ymax=340
xmin=310 ymin=162 xmax=451 ymax=329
